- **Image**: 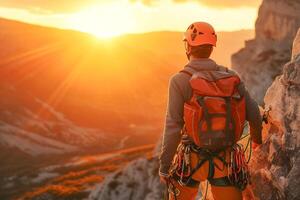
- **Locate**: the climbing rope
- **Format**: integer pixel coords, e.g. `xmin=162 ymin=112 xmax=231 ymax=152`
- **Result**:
xmin=227 ymin=143 xmax=251 ymax=190
xmin=203 ymin=180 xmax=209 ymax=200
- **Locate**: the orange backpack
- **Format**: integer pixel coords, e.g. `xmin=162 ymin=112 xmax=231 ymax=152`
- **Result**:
xmin=182 ymin=68 xmax=246 ymax=150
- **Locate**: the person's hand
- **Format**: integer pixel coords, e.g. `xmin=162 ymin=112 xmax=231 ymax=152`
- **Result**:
xmin=160 ymin=176 xmax=169 ymax=185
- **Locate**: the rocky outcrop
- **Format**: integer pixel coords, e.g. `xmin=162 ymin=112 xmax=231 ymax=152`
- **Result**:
xmin=88 ymin=143 xmax=165 ymax=200
xmin=88 ymin=157 xmax=164 ymax=200
xmin=248 ymin=28 xmax=300 ymax=200
xmin=232 ymin=0 xmax=300 ymax=104
xmin=88 ymin=141 xmax=205 ymax=200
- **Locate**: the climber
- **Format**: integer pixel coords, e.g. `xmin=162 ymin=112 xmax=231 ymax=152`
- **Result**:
xmin=159 ymin=22 xmax=263 ymax=200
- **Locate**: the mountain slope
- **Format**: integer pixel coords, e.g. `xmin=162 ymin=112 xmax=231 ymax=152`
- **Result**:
xmin=0 ymin=83 xmax=113 ymax=156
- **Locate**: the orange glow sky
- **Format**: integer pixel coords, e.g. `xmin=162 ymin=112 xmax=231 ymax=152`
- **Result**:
xmin=0 ymin=0 xmax=261 ymax=38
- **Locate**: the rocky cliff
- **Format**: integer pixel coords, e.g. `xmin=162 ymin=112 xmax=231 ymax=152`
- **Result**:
xmin=248 ymin=28 xmax=300 ymax=200
xmin=88 ymin=144 xmax=166 ymax=200
xmin=232 ymin=0 xmax=300 ymax=104
xmin=88 ymin=140 xmax=204 ymax=200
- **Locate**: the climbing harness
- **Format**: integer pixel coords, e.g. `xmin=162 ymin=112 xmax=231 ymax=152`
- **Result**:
xmin=169 ymin=133 xmax=252 ymax=199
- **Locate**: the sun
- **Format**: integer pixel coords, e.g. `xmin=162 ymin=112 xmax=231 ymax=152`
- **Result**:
xmin=68 ymin=4 xmax=136 ymax=38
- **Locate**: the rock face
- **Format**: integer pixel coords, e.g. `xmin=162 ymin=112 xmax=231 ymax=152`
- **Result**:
xmin=248 ymin=28 xmax=300 ymax=200
xmin=88 ymin=157 xmax=165 ymax=200
xmin=88 ymin=143 xmax=164 ymax=200
xmin=232 ymin=0 xmax=300 ymax=104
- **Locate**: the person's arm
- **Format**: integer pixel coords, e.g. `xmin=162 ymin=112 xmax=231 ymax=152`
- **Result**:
xmin=159 ymin=75 xmax=185 ymax=177
xmin=238 ymin=82 xmax=263 ymax=145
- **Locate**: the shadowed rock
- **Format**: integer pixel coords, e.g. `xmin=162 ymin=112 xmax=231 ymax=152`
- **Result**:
xmin=232 ymin=0 xmax=300 ymax=104
xmin=249 ymin=28 xmax=300 ymax=200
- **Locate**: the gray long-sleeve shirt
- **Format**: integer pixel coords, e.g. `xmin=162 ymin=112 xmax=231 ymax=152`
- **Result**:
xmin=159 ymin=58 xmax=262 ymax=176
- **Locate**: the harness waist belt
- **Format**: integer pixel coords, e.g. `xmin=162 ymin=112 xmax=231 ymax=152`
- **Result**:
xmin=209 ymin=176 xmax=233 ymax=187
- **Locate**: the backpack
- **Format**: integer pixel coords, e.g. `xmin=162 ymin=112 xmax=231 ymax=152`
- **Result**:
xmin=182 ymin=67 xmax=246 ymax=150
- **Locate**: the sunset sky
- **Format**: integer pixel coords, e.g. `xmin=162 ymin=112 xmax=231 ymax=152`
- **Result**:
xmin=0 ymin=0 xmax=261 ymax=38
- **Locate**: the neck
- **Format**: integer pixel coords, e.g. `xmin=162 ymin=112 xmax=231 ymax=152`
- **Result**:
xmin=189 ymin=56 xmax=210 ymax=61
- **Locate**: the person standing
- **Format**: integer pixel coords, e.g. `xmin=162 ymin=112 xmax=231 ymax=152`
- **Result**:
xmin=159 ymin=22 xmax=262 ymax=200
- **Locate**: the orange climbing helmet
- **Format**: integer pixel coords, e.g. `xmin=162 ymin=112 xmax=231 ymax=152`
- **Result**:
xmin=183 ymin=22 xmax=217 ymax=52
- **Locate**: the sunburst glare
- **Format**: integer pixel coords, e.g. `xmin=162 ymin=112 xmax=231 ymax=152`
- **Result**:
xmin=67 ymin=3 xmax=136 ymax=38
